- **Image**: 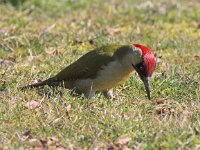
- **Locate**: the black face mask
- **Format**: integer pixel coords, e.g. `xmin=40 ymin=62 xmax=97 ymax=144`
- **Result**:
xmin=132 ymin=61 xmax=148 ymax=79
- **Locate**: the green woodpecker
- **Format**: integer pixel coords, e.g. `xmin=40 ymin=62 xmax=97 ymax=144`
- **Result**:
xmin=22 ymin=44 xmax=156 ymax=99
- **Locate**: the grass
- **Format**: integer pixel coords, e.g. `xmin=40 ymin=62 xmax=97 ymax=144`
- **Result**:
xmin=0 ymin=0 xmax=200 ymax=149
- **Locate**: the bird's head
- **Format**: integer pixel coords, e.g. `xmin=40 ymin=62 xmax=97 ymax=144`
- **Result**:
xmin=131 ymin=44 xmax=156 ymax=100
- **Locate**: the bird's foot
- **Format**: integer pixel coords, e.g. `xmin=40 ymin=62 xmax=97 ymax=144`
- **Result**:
xmin=103 ymin=89 xmax=115 ymax=99
xmin=85 ymin=90 xmax=96 ymax=99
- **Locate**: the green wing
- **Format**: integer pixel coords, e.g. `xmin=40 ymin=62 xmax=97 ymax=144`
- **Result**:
xmin=22 ymin=44 xmax=133 ymax=89
xmin=53 ymin=44 xmax=127 ymax=81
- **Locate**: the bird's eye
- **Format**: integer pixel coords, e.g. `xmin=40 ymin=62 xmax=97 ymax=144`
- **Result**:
xmin=140 ymin=66 xmax=144 ymax=71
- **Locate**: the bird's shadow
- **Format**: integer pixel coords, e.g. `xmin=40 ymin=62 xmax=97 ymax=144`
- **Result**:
xmin=25 ymin=85 xmax=83 ymax=99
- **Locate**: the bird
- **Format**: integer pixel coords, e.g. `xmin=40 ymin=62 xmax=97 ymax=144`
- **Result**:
xmin=22 ymin=44 xmax=156 ymax=99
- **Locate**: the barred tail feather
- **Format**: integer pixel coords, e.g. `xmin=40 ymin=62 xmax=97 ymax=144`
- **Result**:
xmin=21 ymin=77 xmax=63 ymax=90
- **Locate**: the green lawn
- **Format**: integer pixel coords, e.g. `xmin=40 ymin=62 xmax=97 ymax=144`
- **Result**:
xmin=0 ymin=0 xmax=200 ymax=149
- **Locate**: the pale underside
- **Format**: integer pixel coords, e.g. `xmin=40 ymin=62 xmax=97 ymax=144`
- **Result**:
xmin=66 ymin=59 xmax=133 ymax=97
xmin=51 ymin=45 xmax=138 ymax=98
xmin=25 ymin=44 xmax=141 ymax=98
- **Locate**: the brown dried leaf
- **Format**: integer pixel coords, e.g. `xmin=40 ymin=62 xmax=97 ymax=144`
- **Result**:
xmin=155 ymin=99 xmax=167 ymax=105
xmin=43 ymin=23 xmax=56 ymax=33
xmin=152 ymin=43 xmax=158 ymax=51
xmin=0 ymin=59 xmax=14 ymax=67
xmin=66 ymin=104 xmax=71 ymax=112
xmin=20 ymin=130 xmax=31 ymax=141
xmin=157 ymin=58 xmax=168 ymax=69
xmin=45 ymin=49 xmax=60 ymax=57
xmin=52 ymin=49 xmax=60 ymax=57
xmin=25 ymin=100 xmax=40 ymax=110
xmin=136 ymin=25 xmax=141 ymax=34
xmin=7 ymin=55 xmax=16 ymax=62
xmin=194 ymin=53 xmax=200 ymax=60
xmin=34 ymin=137 xmax=65 ymax=150
xmin=136 ymin=1 xmax=154 ymax=10
xmin=115 ymin=137 xmax=131 ymax=150
xmin=0 ymin=80 xmax=6 ymax=85
xmin=0 ymin=144 xmax=8 ymax=150
xmin=155 ymin=55 xmax=163 ymax=63
xmin=73 ymin=37 xmax=83 ymax=45
xmin=197 ymin=22 xmax=200 ymax=29
xmin=66 ymin=104 xmax=72 ymax=121
xmin=88 ymin=38 xmax=94 ymax=45
xmin=106 ymin=27 xmax=120 ymax=36
xmin=159 ymin=108 xmax=170 ymax=114
xmin=39 ymin=139 xmax=48 ymax=148
xmin=156 ymin=106 xmax=175 ymax=116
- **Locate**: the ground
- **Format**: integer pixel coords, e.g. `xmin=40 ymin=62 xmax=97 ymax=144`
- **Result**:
xmin=0 ymin=0 xmax=200 ymax=149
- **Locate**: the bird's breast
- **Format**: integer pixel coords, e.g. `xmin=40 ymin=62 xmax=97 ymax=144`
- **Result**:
xmin=93 ymin=60 xmax=133 ymax=91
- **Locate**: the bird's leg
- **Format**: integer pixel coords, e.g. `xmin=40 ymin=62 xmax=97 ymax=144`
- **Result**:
xmin=84 ymin=90 xmax=96 ymax=99
xmin=103 ymin=89 xmax=114 ymax=99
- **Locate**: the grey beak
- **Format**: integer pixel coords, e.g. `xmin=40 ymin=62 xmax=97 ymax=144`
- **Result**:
xmin=143 ymin=77 xmax=151 ymax=100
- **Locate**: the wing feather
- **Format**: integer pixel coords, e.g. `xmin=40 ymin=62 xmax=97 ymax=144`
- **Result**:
xmin=22 ymin=44 xmax=133 ymax=89
xmin=53 ymin=45 xmax=120 ymax=81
